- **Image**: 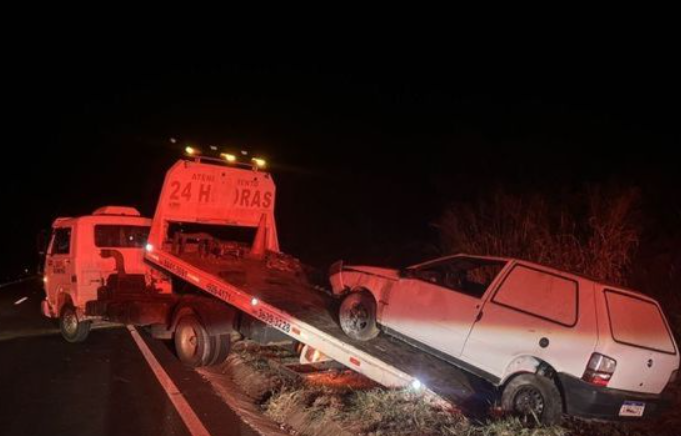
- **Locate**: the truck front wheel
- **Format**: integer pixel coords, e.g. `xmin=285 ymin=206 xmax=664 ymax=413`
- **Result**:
xmin=339 ymin=291 xmax=380 ymax=341
xmin=60 ymin=304 xmax=91 ymax=343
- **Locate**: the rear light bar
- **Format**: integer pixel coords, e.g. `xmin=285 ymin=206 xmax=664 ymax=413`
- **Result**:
xmin=583 ymin=353 xmax=617 ymax=387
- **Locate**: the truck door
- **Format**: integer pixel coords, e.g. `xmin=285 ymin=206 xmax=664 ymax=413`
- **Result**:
xmin=45 ymin=227 xmax=74 ymax=311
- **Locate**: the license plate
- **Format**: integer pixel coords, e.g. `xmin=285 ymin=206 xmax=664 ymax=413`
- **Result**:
xmin=619 ymin=401 xmax=645 ymax=417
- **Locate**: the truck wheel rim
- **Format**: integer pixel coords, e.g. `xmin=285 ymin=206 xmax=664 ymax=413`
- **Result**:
xmin=178 ymin=326 xmax=198 ymax=357
xmin=513 ymin=386 xmax=545 ymax=418
xmin=63 ymin=311 xmax=78 ymax=336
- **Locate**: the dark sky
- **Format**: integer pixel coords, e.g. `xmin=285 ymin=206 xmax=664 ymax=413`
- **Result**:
xmin=3 ymin=48 xmax=680 ymax=280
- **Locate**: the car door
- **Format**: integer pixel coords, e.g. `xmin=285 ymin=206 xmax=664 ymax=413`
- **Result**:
xmin=382 ymin=257 xmax=505 ymax=358
xmin=45 ymin=227 xmax=74 ymax=310
xmin=462 ymin=264 xmax=581 ymax=379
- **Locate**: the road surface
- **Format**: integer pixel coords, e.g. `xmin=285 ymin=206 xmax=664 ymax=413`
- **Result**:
xmin=0 ymin=279 xmax=258 ymax=436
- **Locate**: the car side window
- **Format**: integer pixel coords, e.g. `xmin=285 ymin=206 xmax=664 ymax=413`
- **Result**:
xmin=492 ymin=265 xmax=578 ymax=326
xmin=50 ymin=228 xmax=72 ymax=255
xmin=413 ymin=258 xmax=505 ymax=299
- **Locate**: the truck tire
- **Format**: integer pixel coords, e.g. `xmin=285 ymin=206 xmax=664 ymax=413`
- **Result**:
xmin=59 ymin=304 xmax=91 ymax=343
xmin=174 ymin=314 xmax=212 ymax=367
xmin=206 ymin=334 xmax=231 ymax=366
xmin=339 ymin=291 xmax=380 ymax=341
xmin=501 ymin=373 xmax=563 ymax=425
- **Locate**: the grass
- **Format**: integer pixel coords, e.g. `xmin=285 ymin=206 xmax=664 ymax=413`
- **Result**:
xmin=223 ymin=341 xmax=681 ymax=436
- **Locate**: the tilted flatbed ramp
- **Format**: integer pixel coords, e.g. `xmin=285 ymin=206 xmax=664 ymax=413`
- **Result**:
xmin=146 ymin=248 xmax=495 ymax=410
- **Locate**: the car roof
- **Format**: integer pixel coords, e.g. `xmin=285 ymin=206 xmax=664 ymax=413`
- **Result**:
xmin=412 ymin=253 xmax=653 ymax=300
xmin=53 ymin=214 xmax=152 ymax=227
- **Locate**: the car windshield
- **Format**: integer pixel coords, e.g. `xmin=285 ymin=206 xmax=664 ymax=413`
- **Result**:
xmin=411 ymin=257 xmax=506 ymax=298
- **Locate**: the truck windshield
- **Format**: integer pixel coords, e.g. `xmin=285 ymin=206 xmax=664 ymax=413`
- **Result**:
xmin=94 ymin=225 xmax=150 ymax=248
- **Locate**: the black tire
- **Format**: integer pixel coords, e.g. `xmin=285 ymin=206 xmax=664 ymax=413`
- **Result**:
xmin=59 ymin=304 xmax=91 ymax=343
xmin=339 ymin=291 xmax=380 ymax=341
xmin=205 ymin=334 xmax=231 ymax=366
xmin=174 ymin=315 xmax=212 ymax=367
xmin=501 ymin=373 xmax=563 ymax=425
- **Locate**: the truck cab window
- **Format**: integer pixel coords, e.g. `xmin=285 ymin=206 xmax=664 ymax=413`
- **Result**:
xmin=50 ymin=228 xmax=72 ymax=255
xmin=95 ymin=225 xmax=150 ymax=248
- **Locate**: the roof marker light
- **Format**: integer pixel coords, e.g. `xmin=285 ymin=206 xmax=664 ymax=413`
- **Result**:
xmin=411 ymin=378 xmax=423 ymax=390
xmin=252 ymin=157 xmax=266 ymax=169
xmin=221 ymin=153 xmax=237 ymax=163
xmin=185 ymin=146 xmax=199 ymax=156
xmin=251 ymin=297 xmax=259 ymax=306
xmin=145 ymin=243 xmax=154 ymax=253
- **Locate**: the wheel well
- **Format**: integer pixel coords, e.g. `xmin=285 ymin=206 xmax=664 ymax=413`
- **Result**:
xmin=350 ymin=287 xmax=378 ymax=302
xmin=169 ymin=296 xmax=238 ymax=337
xmin=501 ymin=358 xmax=566 ymax=412
xmin=57 ymin=292 xmax=73 ymax=314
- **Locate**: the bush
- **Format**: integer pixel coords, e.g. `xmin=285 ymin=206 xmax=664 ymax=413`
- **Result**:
xmin=434 ymin=185 xmax=641 ymax=285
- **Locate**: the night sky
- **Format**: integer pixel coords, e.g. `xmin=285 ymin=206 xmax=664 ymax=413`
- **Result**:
xmin=3 ymin=49 xmax=680 ymax=281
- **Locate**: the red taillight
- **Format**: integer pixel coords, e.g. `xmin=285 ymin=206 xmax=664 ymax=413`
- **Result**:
xmin=583 ymin=353 xmax=617 ymax=387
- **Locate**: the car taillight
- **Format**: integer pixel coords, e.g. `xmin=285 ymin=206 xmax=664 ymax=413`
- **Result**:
xmin=583 ymin=353 xmax=617 ymax=387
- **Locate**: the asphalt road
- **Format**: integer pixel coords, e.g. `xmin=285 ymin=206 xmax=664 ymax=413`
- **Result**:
xmin=0 ymin=279 xmax=258 ymax=436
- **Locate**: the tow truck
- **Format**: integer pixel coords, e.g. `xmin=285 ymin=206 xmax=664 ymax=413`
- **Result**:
xmin=40 ymin=151 xmax=500 ymax=415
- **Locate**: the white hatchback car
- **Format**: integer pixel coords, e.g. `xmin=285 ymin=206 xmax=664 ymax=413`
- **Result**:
xmin=330 ymin=254 xmax=679 ymax=423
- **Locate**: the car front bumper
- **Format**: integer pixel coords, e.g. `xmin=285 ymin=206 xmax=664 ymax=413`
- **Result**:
xmin=558 ymin=373 xmax=671 ymax=420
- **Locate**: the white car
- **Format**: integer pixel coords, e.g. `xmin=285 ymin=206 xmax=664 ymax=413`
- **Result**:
xmin=330 ymin=254 xmax=679 ymax=423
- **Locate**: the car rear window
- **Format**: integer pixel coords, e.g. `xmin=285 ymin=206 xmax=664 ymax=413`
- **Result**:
xmin=605 ymin=290 xmax=676 ymax=354
xmin=492 ymin=265 xmax=578 ymax=326
xmin=95 ymin=225 xmax=150 ymax=248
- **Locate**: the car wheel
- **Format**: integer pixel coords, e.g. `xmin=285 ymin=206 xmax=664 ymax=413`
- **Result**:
xmin=501 ymin=373 xmax=563 ymax=425
xmin=174 ymin=314 xmax=211 ymax=367
xmin=59 ymin=304 xmax=91 ymax=343
xmin=339 ymin=291 xmax=380 ymax=341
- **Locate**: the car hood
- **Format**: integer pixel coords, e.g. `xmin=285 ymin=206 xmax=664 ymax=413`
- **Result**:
xmin=344 ymin=265 xmax=400 ymax=280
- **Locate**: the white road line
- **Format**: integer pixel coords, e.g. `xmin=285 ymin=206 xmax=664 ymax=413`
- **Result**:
xmin=0 ymin=277 xmax=35 ymax=290
xmin=127 ymin=325 xmax=212 ymax=436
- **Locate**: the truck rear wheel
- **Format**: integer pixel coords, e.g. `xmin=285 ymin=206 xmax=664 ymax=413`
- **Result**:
xmin=339 ymin=291 xmax=380 ymax=341
xmin=59 ymin=304 xmax=91 ymax=343
xmin=501 ymin=373 xmax=563 ymax=425
xmin=206 ymin=334 xmax=231 ymax=366
xmin=175 ymin=315 xmax=212 ymax=367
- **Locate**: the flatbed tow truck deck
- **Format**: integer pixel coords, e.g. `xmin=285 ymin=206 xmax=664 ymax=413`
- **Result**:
xmin=147 ymin=245 xmax=496 ymax=411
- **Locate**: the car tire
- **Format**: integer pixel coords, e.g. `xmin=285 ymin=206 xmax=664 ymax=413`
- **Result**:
xmin=501 ymin=373 xmax=563 ymax=425
xmin=59 ymin=304 xmax=91 ymax=343
xmin=174 ymin=314 xmax=212 ymax=367
xmin=339 ymin=291 xmax=380 ymax=341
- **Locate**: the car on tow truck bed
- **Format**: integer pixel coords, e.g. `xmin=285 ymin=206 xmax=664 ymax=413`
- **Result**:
xmin=330 ymin=254 xmax=679 ymax=423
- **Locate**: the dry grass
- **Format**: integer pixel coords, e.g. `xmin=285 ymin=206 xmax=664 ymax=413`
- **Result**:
xmin=434 ymin=186 xmax=641 ymax=285
xmin=222 ymin=342 xmax=681 ymax=436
